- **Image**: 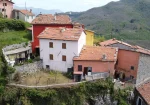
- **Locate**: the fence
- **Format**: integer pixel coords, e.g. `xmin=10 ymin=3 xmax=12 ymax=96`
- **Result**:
xmin=85 ymin=72 xmax=109 ymax=81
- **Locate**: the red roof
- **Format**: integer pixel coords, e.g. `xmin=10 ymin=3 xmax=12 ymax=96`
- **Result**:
xmin=14 ymin=9 xmax=35 ymax=16
xmin=31 ymin=14 xmax=72 ymax=24
xmin=38 ymin=27 xmax=84 ymax=41
xmin=73 ymin=45 xmax=118 ymax=61
xmin=100 ymin=39 xmax=150 ymax=55
xmin=0 ymin=0 xmax=14 ymax=4
xmin=137 ymin=81 xmax=150 ymax=105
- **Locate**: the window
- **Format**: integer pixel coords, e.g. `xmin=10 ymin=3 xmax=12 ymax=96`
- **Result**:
xmin=49 ymin=54 xmax=53 ymax=60
xmin=5 ymin=15 xmax=7 ymax=18
xmin=62 ymin=55 xmax=66 ymax=61
xmin=62 ymin=43 xmax=66 ymax=49
xmin=137 ymin=97 xmax=143 ymax=105
xmin=88 ymin=67 xmax=92 ymax=72
xmin=2 ymin=8 xmax=6 ymax=12
xmin=131 ymin=66 xmax=134 ymax=70
xmin=3 ymin=3 xmax=7 ymax=6
xmin=46 ymin=65 xmax=50 ymax=69
xmin=49 ymin=42 xmax=53 ymax=48
xmin=78 ymin=65 xmax=82 ymax=71
xmin=17 ymin=16 xmax=19 ymax=19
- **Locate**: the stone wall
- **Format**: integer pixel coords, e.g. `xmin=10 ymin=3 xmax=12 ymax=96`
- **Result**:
xmin=136 ymin=54 xmax=150 ymax=86
xmin=15 ymin=61 xmax=43 ymax=73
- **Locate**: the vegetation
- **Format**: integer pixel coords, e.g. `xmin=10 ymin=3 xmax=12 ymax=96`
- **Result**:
xmin=0 ymin=78 xmax=132 ymax=105
xmin=70 ymin=0 xmax=150 ymax=49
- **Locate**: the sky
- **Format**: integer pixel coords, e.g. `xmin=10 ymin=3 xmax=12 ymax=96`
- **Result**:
xmin=13 ymin=0 xmax=120 ymax=12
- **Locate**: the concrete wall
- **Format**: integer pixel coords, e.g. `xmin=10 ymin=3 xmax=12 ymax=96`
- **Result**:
xmin=74 ymin=61 xmax=115 ymax=75
xmin=39 ymin=32 xmax=86 ymax=72
xmin=0 ymin=1 xmax=13 ymax=18
xmin=116 ymin=49 xmax=140 ymax=79
xmin=136 ymin=54 xmax=150 ymax=86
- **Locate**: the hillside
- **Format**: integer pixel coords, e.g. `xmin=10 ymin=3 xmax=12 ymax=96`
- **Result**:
xmin=69 ymin=0 xmax=150 ymax=49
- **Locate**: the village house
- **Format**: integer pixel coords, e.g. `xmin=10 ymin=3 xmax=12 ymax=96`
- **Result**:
xmin=13 ymin=9 xmax=35 ymax=23
xmin=100 ymin=39 xmax=150 ymax=85
xmin=0 ymin=0 xmax=14 ymax=18
xmin=38 ymin=27 xmax=86 ymax=72
xmin=73 ymin=45 xmax=118 ymax=82
xmin=31 ymin=14 xmax=94 ymax=54
xmin=134 ymin=80 xmax=150 ymax=105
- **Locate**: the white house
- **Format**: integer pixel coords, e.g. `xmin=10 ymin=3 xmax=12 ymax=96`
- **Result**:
xmin=38 ymin=27 xmax=86 ymax=72
xmin=13 ymin=9 xmax=35 ymax=23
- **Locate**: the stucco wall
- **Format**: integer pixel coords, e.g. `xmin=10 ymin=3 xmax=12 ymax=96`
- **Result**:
xmin=85 ymin=30 xmax=94 ymax=46
xmin=39 ymin=32 xmax=86 ymax=72
xmin=136 ymin=54 xmax=150 ymax=86
xmin=74 ymin=61 xmax=115 ymax=75
xmin=0 ymin=1 xmax=13 ymax=18
xmin=116 ymin=49 xmax=140 ymax=79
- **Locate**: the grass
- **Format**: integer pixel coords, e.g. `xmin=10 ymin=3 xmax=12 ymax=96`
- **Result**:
xmin=16 ymin=71 xmax=73 ymax=86
xmin=0 ymin=30 xmax=31 ymax=50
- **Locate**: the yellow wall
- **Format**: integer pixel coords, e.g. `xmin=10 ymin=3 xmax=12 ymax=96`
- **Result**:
xmin=85 ymin=30 xmax=94 ymax=46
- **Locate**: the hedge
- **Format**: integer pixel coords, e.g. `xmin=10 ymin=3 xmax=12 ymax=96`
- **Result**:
xmin=0 ymin=19 xmax=26 ymax=31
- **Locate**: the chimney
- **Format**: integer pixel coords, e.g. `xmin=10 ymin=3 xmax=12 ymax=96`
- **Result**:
xmin=30 ymin=9 xmax=32 ymax=13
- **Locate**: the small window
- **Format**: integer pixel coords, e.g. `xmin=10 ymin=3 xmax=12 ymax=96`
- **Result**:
xmin=49 ymin=54 xmax=53 ymax=60
xmin=88 ymin=67 xmax=92 ymax=72
xmin=5 ymin=15 xmax=7 ymax=18
xmin=17 ymin=16 xmax=19 ymax=19
xmin=46 ymin=65 xmax=50 ymax=69
xmin=131 ymin=66 xmax=134 ymax=70
xmin=2 ymin=8 xmax=6 ymax=12
xmin=78 ymin=65 xmax=82 ymax=71
xmin=62 ymin=55 xmax=66 ymax=61
xmin=3 ymin=3 xmax=7 ymax=6
xmin=49 ymin=42 xmax=53 ymax=48
xmin=62 ymin=43 xmax=66 ymax=49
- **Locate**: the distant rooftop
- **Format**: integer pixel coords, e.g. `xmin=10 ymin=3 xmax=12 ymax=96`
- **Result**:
xmin=13 ymin=9 xmax=35 ymax=16
xmin=73 ymin=45 xmax=118 ymax=61
xmin=31 ymin=14 xmax=72 ymax=24
xmin=100 ymin=38 xmax=150 ymax=55
xmin=38 ymin=27 xmax=84 ymax=41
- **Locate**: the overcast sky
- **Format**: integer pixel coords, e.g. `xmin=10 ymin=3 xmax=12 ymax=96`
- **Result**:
xmin=13 ymin=0 xmax=120 ymax=12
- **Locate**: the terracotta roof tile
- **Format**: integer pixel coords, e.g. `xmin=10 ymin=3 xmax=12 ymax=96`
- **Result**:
xmin=73 ymin=46 xmax=118 ymax=61
xmin=137 ymin=82 xmax=150 ymax=105
xmin=32 ymin=14 xmax=72 ymax=24
xmin=100 ymin=39 xmax=150 ymax=55
xmin=38 ymin=27 xmax=83 ymax=41
xmin=14 ymin=9 xmax=35 ymax=16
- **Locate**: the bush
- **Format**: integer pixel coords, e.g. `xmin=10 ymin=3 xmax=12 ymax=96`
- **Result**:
xmin=13 ymin=72 xmax=21 ymax=82
xmin=0 ymin=19 xmax=26 ymax=31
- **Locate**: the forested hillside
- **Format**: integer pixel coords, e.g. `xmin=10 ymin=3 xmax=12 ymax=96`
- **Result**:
xmin=68 ymin=0 xmax=150 ymax=49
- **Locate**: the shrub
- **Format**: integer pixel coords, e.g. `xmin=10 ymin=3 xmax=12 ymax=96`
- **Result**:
xmin=13 ymin=72 xmax=21 ymax=82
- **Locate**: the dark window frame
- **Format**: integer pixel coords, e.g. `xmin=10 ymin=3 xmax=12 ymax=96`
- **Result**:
xmin=3 ymin=3 xmax=7 ymax=6
xmin=62 ymin=55 xmax=66 ymax=61
xmin=49 ymin=42 xmax=53 ymax=48
xmin=62 ymin=43 xmax=66 ymax=49
xmin=49 ymin=54 xmax=53 ymax=60
xmin=46 ymin=65 xmax=50 ymax=69
xmin=78 ymin=65 xmax=82 ymax=71
xmin=131 ymin=66 xmax=134 ymax=70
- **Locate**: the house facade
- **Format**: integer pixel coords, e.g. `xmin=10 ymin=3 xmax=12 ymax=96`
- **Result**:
xmin=13 ymin=9 xmax=35 ymax=23
xmin=73 ymin=46 xmax=118 ymax=81
xmin=31 ymin=14 xmax=73 ymax=54
xmin=100 ymin=39 xmax=150 ymax=85
xmin=38 ymin=27 xmax=86 ymax=72
xmin=0 ymin=0 xmax=14 ymax=18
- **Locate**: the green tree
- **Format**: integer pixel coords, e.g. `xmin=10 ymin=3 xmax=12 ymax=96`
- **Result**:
xmin=0 ymin=12 xmax=3 ymax=18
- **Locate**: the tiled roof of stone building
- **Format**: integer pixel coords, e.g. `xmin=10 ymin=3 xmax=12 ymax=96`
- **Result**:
xmin=73 ymin=45 xmax=118 ymax=61
xmin=31 ymin=14 xmax=72 ymax=24
xmin=38 ymin=27 xmax=83 ymax=41
xmin=137 ymin=81 xmax=150 ymax=105
xmin=100 ymin=38 xmax=150 ymax=55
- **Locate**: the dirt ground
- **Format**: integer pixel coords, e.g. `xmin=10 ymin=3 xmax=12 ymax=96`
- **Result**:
xmin=15 ymin=71 xmax=73 ymax=86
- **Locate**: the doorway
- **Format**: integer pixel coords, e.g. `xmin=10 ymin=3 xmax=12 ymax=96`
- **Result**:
xmin=83 ymin=67 xmax=88 ymax=76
